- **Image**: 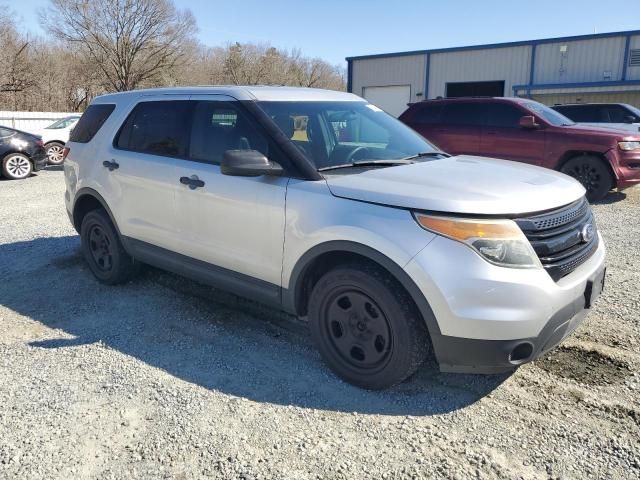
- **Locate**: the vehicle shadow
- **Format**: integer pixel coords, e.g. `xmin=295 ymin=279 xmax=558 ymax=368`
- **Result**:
xmin=593 ymin=191 xmax=627 ymax=204
xmin=0 ymin=235 xmax=509 ymax=416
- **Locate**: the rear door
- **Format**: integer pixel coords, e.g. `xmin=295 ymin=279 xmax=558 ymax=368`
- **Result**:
xmin=106 ymin=96 xmax=191 ymax=250
xmin=433 ymin=102 xmax=485 ymax=155
xmin=481 ymin=102 xmax=545 ymax=165
xmin=171 ymin=95 xmax=288 ymax=289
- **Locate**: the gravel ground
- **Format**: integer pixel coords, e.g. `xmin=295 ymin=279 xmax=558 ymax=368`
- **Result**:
xmin=0 ymin=168 xmax=639 ymax=480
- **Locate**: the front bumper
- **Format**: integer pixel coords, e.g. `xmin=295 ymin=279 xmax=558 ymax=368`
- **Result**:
xmin=405 ymin=233 xmax=606 ymax=374
xmin=606 ymin=148 xmax=640 ymax=189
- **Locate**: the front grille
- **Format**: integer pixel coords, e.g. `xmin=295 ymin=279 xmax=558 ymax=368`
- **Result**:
xmin=515 ymin=198 xmax=598 ymax=281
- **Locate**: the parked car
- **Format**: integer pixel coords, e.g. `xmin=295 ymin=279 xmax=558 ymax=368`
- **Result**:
xmin=32 ymin=115 xmax=80 ymax=165
xmin=0 ymin=126 xmax=48 ymax=180
xmin=399 ymin=97 xmax=640 ymax=201
xmin=552 ymin=103 xmax=640 ymax=133
xmin=64 ymin=87 xmax=605 ymax=389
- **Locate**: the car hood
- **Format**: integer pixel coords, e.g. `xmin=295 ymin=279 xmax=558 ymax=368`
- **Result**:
xmin=323 ymin=155 xmax=586 ymax=216
xmin=575 ymin=122 xmax=640 ymax=134
xmin=564 ymin=123 xmax=640 ymax=138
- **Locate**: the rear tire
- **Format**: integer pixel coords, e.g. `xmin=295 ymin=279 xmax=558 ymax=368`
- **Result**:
xmin=308 ymin=263 xmax=430 ymax=389
xmin=560 ymin=155 xmax=613 ymax=202
xmin=80 ymin=209 xmax=139 ymax=285
xmin=45 ymin=141 xmax=65 ymax=165
xmin=2 ymin=153 xmax=32 ymax=180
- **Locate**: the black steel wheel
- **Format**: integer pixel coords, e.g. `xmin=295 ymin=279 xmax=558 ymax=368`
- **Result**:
xmin=561 ymin=155 xmax=613 ymax=202
xmin=309 ymin=263 xmax=430 ymax=389
xmin=80 ymin=209 xmax=139 ymax=285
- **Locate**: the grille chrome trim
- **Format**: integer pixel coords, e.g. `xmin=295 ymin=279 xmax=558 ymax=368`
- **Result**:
xmin=515 ymin=198 xmax=598 ymax=281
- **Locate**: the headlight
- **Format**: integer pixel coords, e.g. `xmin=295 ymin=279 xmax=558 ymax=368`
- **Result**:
xmin=414 ymin=213 xmax=541 ymax=269
xmin=618 ymin=141 xmax=640 ymax=151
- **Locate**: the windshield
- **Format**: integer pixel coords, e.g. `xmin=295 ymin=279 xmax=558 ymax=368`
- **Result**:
xmin=46 ymin=117 xmax=79 ymax=129
xmin=257 ymin=101 xmax=440 ymax=171
xmin=522 ymin=101 xmax=575 ymax=126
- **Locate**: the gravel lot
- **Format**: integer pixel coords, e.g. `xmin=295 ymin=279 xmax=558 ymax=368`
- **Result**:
xmin=1 ymin=168 xmax=639 ymax=479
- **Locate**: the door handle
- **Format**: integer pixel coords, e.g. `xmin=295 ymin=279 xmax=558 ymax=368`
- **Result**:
xmin=103 ymin=160 xmax=119 ymax=171
xmin=179 ymin=175 xmax=205 ymax=190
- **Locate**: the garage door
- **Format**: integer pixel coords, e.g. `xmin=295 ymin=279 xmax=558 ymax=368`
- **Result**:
xmin=362 ymin=85 xmax=411 ymax=117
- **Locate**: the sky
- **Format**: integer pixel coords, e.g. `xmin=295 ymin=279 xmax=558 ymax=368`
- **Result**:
xmin=9 ymin=0 xmax=640 ymax=66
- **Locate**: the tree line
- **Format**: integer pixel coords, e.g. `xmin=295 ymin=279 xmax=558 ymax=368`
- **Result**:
xmin=0 ymin=0 xmax=345 ymax=112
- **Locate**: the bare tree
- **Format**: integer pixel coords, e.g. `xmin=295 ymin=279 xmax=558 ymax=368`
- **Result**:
xmin=40 ymin=0 xmax=198 ymax=92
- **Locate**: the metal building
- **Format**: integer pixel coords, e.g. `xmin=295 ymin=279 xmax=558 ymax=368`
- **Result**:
xmin=346 ymin=30 xmax=640 ymax=117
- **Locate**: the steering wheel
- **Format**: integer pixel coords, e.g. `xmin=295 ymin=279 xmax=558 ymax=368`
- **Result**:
xmin=344 ymin=146 xmax=370 ymax=163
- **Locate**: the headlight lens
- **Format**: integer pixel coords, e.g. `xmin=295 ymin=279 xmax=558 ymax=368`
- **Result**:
xmin=618 ymin=141 xmax=640 ymax=151
xmin=414 ymin=213 xmax=541 ymax=269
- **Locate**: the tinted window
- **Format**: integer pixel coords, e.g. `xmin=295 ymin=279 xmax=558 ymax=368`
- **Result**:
xmin=70 ymin=104 xmax=115 ymax=143
xmin=413 ymin=103 xmax=443 ymax=124
xmin=189 ymin=101 xmax=270 ymax=164
xmin=604 ymin=105 xmax=635 ymax=123
xmin=554 ymin=105 xmax=602 ymax=122
xmin=487 ymin=103 xmax=525 ymax=128
xmin=0 ymin=127 xmax=15 ymax=138
xmin=441 ymin=103 xmax=486 ymax=126
xmin=116 ymin=101 xmax=191 ymax=157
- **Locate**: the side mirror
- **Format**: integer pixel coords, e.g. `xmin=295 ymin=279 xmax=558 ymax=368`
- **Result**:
xmin=221 ymin=149 xmax=283 ymax=177
xmin=519 ymin=115 xmax=540 ymax=129
xmin=624 ymin=115 xmax=637 ymax=124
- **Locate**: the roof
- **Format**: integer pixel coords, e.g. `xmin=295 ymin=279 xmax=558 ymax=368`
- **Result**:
xmin=346 ymin=29 xmax=640 ymax=61
xmin=94 ymin=86 xmax=363 ymax=103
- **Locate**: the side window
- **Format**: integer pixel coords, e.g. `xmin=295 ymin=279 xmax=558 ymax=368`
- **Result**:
xmin=441 ymin=103 xmax=486 ymax=126
xmin=559 ymin=106 xmax=599 ymax=122
xmin=189 ymin=101 xmax=270 ymax=164
xmin=487 ymin=103 xmax=525 ymax=128
xmin=413 ymin=104 xmax=443 ymax=124
xmin=605 ymin=106 xmax=633 ymax=123
xmin=116 ymin=101 xmax=192 ymax=157
xmin=70 ymin=104 xmax=115 ymax=143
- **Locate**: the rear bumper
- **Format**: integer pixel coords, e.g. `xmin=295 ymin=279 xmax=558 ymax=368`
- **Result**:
xmin=31 ymin=150 xmax=48 ymax=171
xmin=606 ymin=148 xmax=640 ymax=189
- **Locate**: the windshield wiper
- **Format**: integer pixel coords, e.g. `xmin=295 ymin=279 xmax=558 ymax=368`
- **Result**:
xmin=400 ymin=151 xmax=449 ymax=161
xmin=318 ymin=159 xmax=417 ymax=172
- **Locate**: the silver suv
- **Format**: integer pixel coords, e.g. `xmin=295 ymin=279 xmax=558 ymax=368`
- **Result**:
xmin=64 ymin=86 xmax=606 ymax=389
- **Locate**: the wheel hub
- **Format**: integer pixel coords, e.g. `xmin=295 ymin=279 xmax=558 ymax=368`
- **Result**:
xmin=6 ymin=156 xmax=31 ymax=178
xmin=88 ymin=225 xmax=113 ymax=271
xmin=325 ymin=290 xmax=392 ymax=369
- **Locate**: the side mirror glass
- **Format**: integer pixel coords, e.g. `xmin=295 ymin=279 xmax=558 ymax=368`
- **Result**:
xmin=519 ymin=115 xmax=540 ymax=129
xmin=221 ymin=149 xmax=283 ymax=177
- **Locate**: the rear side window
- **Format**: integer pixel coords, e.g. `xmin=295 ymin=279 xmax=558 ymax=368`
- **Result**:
xmin=0 ymin=127 xmax=15 ymax=138
xmin=487 ymin=103 xmax=525 ymax=128
xmin=70 ymin=104 xmax=115 ymax=143
xmin=413 ymin=103 xmax=443 ymax=124
xmin=115 ymin=101 xmax=192 ymax=158
xmin=441 ymin=103 xmax=486 ymax=126
xmin=554 ymin=105 xmax=602 ymax=122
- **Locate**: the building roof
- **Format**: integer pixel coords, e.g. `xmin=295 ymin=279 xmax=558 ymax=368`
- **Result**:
xmin=346 ymin=29 xmax=640 ymax=62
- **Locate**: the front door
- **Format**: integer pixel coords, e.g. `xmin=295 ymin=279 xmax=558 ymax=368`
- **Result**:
xmin=172 ymin=96 xmax=288 ymax=291
xmin=481 ymin=102 xmax=546 ymax=165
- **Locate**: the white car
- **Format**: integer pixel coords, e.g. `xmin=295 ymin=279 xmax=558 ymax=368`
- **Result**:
xmin=34 ymin=116 xmax=80 ymax=165
xmin=63 ymin=86 xmax=606 ymax=389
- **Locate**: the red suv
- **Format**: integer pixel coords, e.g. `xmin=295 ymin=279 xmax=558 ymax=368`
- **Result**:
xmin=399 ymin=97 xmax=640 ymax=201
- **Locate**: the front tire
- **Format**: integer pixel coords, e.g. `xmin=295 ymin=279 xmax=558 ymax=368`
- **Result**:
xmin=308 ymin=263 xmax=430 ymax=389
xmin=80 ymin=209 xmax=139 ymax=285
xmin=2 ymin=153 xmax=33 ymax=180
xmin=45 ymin=142 xmax=65 ymax=165
xmin=560 ymin=155 xmax=613 ymax=202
